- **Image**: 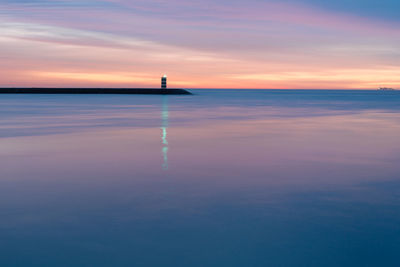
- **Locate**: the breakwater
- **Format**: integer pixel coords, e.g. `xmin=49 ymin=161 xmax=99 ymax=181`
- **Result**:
xmin=0 ymin=88 xmax=192 ymax=95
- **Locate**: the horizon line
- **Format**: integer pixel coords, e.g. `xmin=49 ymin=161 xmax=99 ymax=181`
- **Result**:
xmin=0 ymin=87 xmax=395 ymax=91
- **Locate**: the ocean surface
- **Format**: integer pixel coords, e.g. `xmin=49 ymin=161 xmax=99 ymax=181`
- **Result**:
xmin=1 ymin=89 xmax=400 ymax=266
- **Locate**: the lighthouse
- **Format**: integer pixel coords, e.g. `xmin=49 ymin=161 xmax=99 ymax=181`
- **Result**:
xmin=161 ymin=75 xmax=167 ymax=89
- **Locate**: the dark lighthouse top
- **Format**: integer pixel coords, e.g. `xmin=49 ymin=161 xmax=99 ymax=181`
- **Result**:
xmin=161 ymin=75 xmax=167 ymax=89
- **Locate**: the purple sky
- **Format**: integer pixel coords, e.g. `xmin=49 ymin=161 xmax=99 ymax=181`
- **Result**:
xmin=1 ymin=0 xmax=399 ymax=88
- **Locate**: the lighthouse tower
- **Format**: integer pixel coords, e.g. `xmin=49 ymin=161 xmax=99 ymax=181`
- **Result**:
xmin=161 ymin=75 xmax=167 ymax=89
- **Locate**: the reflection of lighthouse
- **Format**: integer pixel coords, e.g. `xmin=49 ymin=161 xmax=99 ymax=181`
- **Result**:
xmin=161 ymin=74 xmax=167 ymax=89
xmin=161 ymin=96 xmax=169 ymax=170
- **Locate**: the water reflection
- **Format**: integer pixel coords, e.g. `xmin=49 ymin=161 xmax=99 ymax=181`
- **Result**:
xmin=0 ymin=90 xmax=400 ymax=266
xmin=161 ymin=96 xmax=169 ymax=170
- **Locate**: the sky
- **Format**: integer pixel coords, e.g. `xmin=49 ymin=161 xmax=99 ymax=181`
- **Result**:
xmin=1 ymin=0 xmax=400 ymax=89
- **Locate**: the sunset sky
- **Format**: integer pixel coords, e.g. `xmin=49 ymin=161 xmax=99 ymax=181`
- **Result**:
xmin=1 ymin=0 xmax=400 ymax=89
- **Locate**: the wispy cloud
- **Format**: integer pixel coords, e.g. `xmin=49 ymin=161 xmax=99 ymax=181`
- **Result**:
xmin=0 ymin=0 xmax=399 ymax=88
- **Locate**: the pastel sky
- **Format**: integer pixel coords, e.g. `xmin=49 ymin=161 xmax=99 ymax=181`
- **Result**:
xmin=1 ymin=0 xmax=400 ymax=89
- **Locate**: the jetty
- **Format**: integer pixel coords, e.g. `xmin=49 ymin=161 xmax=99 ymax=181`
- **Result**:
xmin=0 ymin=88 xmax=191 ymax=95
xmin=0 ymin=75 xmax=192 ymax=94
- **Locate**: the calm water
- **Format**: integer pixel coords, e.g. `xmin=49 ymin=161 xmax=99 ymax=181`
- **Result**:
xmin=1 ymin=89 xmax=400 ymax=266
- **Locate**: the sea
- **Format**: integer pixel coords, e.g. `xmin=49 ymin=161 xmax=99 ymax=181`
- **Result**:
xmin=0 ymin=89 xmax=399 ymax=266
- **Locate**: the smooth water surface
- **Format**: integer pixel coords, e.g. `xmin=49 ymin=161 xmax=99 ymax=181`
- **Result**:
xmin=1 ymin=90 xmax=400 ymax=266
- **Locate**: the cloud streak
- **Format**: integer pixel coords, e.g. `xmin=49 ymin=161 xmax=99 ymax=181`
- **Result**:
xmin=0 ymin=0 xmax=399 ymax=89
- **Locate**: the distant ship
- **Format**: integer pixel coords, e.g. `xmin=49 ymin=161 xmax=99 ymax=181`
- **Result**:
xmin=379 ymin=87 xmax=395 ymax=91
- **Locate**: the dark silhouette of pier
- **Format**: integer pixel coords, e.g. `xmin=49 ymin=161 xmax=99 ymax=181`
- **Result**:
xmin=0 ymin=88 xmax=191 ymax=95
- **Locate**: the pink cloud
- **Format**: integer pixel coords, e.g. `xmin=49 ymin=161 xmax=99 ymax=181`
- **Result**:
xmin=1 ymin=0 xmax=400 ymax=89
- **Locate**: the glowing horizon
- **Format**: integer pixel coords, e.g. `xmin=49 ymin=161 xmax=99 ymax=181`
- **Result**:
xmin=1 ymin=0 xmax=400 ymax=89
